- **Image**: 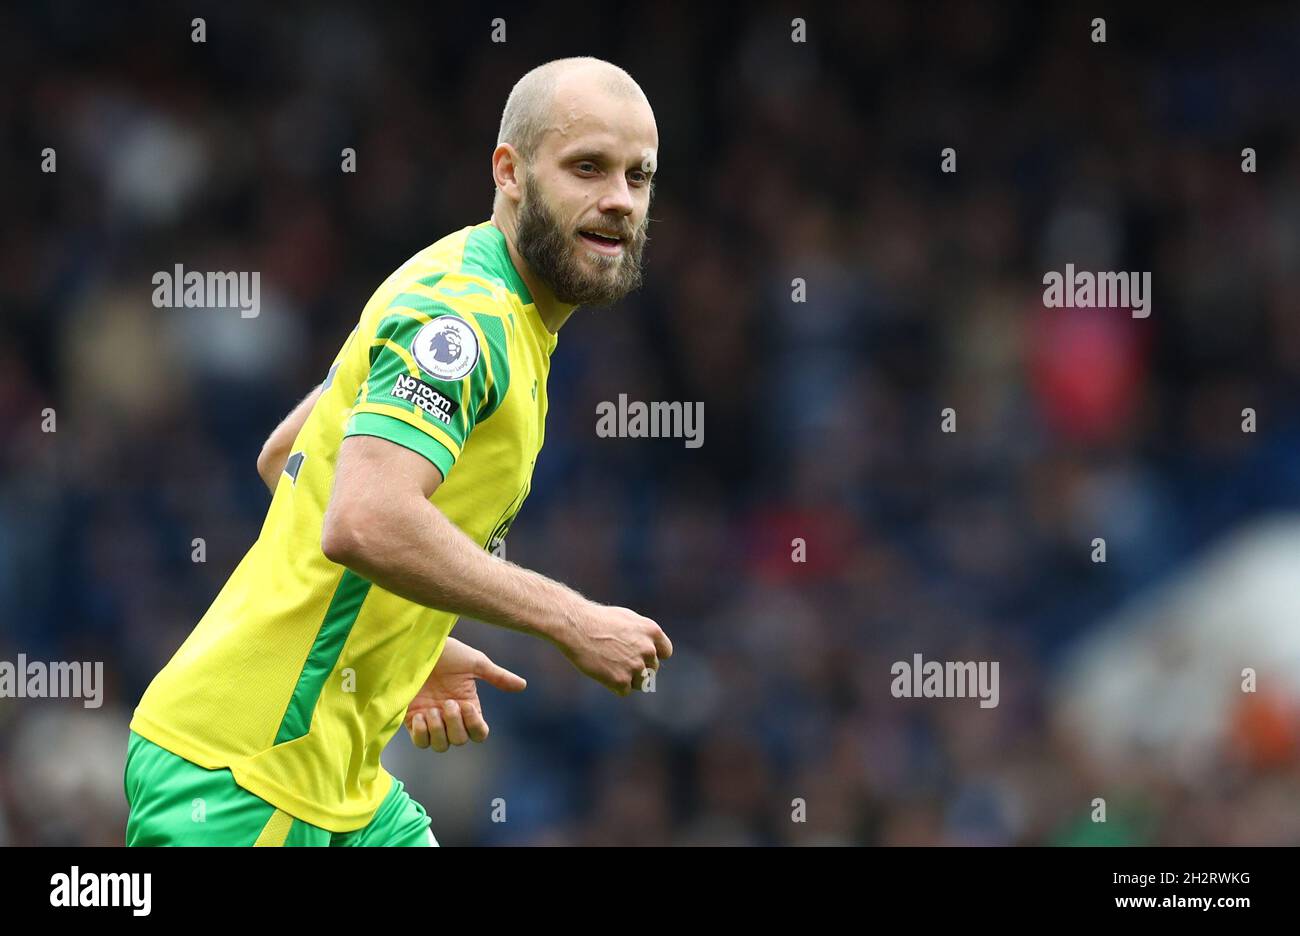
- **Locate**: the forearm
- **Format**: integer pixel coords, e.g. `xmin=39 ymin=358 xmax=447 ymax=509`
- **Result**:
xmin=323 ymin=492 xmax=580 ymax=646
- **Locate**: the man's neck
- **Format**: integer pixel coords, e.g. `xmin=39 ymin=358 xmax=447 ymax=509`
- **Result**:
xmin=491 ymin=214 xmax=578 ymax=334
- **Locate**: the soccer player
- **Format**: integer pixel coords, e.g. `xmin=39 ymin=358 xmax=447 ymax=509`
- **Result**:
xmin=125 ymin=56 xmax=671 ymax=846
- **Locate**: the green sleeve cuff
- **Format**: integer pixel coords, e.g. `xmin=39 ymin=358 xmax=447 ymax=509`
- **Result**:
xmin=344 ymin=411 xmax=455 ymax=480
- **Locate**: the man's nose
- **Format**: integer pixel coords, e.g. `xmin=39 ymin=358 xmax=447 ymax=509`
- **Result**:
xmin=598 ymin=175 xmax=634 ymax=217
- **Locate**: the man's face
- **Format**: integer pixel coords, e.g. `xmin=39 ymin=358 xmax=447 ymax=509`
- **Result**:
xmin=515 ymin=86 xmax=658 ymax=307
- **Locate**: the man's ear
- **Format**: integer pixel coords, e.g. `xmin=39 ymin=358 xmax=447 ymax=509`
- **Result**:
xmin=492 ymin=144 xmax=524 ymax=205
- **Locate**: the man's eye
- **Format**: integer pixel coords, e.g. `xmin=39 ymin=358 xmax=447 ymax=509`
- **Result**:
xmin=576 ymin=162 xmax=598 ymax=174
xmin=629 ymin=171 xmax=649 ymax=185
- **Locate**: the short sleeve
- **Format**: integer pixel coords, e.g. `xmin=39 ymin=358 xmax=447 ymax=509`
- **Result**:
xmin=343 ymin=290 xmax=509 ymax=479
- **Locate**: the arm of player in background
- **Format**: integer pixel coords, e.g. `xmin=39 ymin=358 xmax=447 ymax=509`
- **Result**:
xmin=321 ymin=434 xmax=672 ymax=695
xmin=256 ymin=384 xmax=324 ymax=493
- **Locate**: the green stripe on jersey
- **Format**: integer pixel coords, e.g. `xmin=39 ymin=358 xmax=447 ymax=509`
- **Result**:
xmin=344 ymin=410 xmax=456 ymax=477
xmin=385 ymin=292 xmax=455 ymax=322
xmin=274 ymin=570 xmax=372 ymax=744
xmin=471 ymin=312 xmax=511 ymax=421
xmin=437 ymin=281 xmax=494 ymax=299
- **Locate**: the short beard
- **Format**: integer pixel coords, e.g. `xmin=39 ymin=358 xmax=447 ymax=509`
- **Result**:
xmin=515 ymin=178 xmax=648 ymax=307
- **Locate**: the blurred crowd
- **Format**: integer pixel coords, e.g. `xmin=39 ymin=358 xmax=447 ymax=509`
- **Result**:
xmin=2 ymin=1 xmax=1300 ymax=845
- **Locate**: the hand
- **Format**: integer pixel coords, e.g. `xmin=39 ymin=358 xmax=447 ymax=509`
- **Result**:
xmin=556 ymin=599 xmax=673 ymax=696
xmin=404 ymin=637 xmax=527 ymax=752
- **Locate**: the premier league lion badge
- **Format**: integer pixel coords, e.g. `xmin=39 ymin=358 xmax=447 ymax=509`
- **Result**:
xmin=411 ymin=315 xmax=480 ymax=382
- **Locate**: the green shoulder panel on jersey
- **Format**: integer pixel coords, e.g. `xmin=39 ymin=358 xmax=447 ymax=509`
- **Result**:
xmin=342 ymin=280 xmax=513 ymax=479
xmin=461 ymin=223 xmax=534 ymax=306
xmin=378 ymin=284 xmax=513 ymax=422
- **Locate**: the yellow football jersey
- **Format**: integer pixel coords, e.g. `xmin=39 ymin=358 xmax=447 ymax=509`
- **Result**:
xmin=131 ymin=221 xmax=556 ymax=831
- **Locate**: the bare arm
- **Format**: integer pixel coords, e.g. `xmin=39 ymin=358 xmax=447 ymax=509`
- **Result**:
xmin=257 ymin=384 xmax=324 ymax=492
xmin=321 ymin=435 xmax=671 ymax=694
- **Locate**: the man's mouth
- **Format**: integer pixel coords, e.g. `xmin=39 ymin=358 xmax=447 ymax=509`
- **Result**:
xmin=578 ymin=229 xmax=625 ymax=256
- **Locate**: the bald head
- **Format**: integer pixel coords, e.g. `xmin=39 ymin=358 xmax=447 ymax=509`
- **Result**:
xmin=497 ymin=57 xmax=651 ymax=163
